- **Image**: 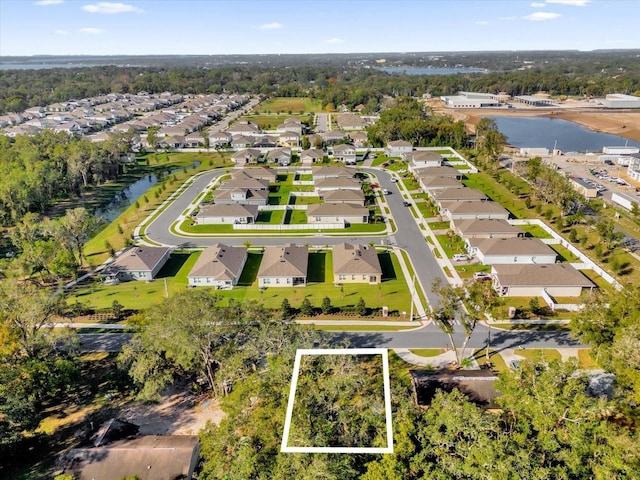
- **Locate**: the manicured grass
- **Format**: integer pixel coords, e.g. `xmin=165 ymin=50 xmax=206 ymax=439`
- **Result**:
xmin=435 ymin=234 xmax=467 ymax=258
xmin=241 ymin=114 xmax=306 ymax=129
xmin=578 ymin=349 xmax=598 ymax=368
xmin=473 ymin=349 xmax=509 ymax=373
xmin=428 ymin=221 xmax=451 ymax=230
xmin=371 ymin=155 xmax=393 ymax=167
xmin=517 ymin=348 xmax=563 ymax=363
xmin=455 ymin=264 xmax=491 ymax=280
xmin=518 ymin=224 xmax=553 ymax=238
xmin=409 ymin=349 xmax=446 ymax=357
xmin=491 ymin=323 xmax=571 ymax=332
xmin=313 ymin=325 xmax=418 ymax=332
xmin=254 ymin=97 xmax=322 ymax=114
xmin=549 ymin=243 xmax=580 ymax=262
xmin=397 ymin=249 xmax=429 ymax=310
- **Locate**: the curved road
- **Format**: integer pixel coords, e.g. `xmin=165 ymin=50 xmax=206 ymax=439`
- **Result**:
xmin=143 ymin=166 xmax=447 ymax=307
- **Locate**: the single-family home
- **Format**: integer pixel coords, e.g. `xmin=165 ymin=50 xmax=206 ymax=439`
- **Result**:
xmin=300 ymin=148 xmax=325 ymax=164
xmin=226 ymin=121 xmax=259 ymax=136
xmin=278 ymin=131 xmax=301 ymax=148
xmin=158 ymin=135 xmax=185 ymax=149
xmin=492 ymin=263 xmax=595 ymax=297
xmin=187 ymin=243 xmax=247 ymax=288
xmin=232 ymin=148 xmax=262 ymax=165
xmin=252 ymin=135 xmax=278 ymax=148
xmin=195 ymin=203 xmax=259 ymax=224
xmin=313 ymin=165 xmax=355 ymax=180
xmin=336 ymin=113 xmax=368 ymax=130
xmin=323 ymin=130 xmax=348 ymax=145
xmin=452 ymin=218 xmax=523 ymax=240
xmin=432 ymin=187 xmax=488 ymax=203
xmin=276 ymin=117 xmax=303 ymax=135
xmin=348 ymin=131 xmax=368 ymax=148
xmin=467 ymin=237 xmax=557 ymax=264
xmin=410 ymin=370 xmax=500 ymax=410
xmin=307 ymin=203 xmax=369 ymax=224
xmin=218 ymin=171 xmax=270 ymax=190
xmin=332 ymin=243 xmax=382 ymax=284
xmin=314 ymin=176 xmax=362 ymax=193
xmin=419 ymin=176 xmax=464 ymax=192
xmin=386 ymin=140 xmax=413 ymax=158
xmin=258 ymin=244 xmax=308 ymax=288
xmin=230 ymin=135 xmax=254 ymax=149
xmin=102 ymin=246 xmax=172 ymax=282
xmin=321 ymin=189 xmax=366 ymax=206
xmin=208 ymin=131 xmax=232 ymax=147
xmin=411 ymin=165 xmax=463 ymax=180
xmin=213 ymin=187 xmax=268 ymax=205
xmin=239 ymin=167 xmax=277 ymax=183
xmin=332 ymin=144 xmax=357 ymax=164
xmin=441 ymin=200 xmax=511 ymax=221
xmin=266 ymin=147 xmax=292 ymax=166
xmin=407 ymin=150 xmax=443 ymax=168
xmin=184 ymin=133 xmax=206 ymax=148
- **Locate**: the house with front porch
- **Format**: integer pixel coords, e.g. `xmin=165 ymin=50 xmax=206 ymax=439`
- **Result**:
xmin=258 ymin=244 xmax=308 ymax=288
xmin=332 ymin=243 xmax=382 ymax=284
xmin=101 ymin=246 xmax=171 ymax=282
xmin=187 ymin=243 xmax=247 ymax=289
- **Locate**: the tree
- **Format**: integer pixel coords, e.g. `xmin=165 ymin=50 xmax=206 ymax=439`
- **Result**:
xmin=321 ymin=296 xmax=332 ymax=314
xmin=52 ymin=207 xmax=98 ymax=266
xmin=356 ymin=297 xmax=367 ymax=316
xmin=281 ymin=298 xmax=293 ymax=320
xmin=300 ymin=297 xmax=313 ymax=316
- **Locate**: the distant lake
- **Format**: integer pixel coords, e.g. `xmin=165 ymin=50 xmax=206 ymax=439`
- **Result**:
xmin=486 ymin=116 xmax=640 ymax=153
xmin=378 ymin=66 xmax=486 ymax=75
xmin=0 ymin=62 xmax=114 ymax=70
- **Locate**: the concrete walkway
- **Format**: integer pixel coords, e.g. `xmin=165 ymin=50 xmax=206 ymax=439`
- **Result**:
xmin=297 ymin=320 xmax=425 ymax=328
xmin=500 ymin=348 xmax=527 ymax=369
xmin=394 ymin=348 xmax=479 ymax=368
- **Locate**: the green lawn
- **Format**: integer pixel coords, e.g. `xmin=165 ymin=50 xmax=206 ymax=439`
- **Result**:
xmin=435 ymin=234 xmax=467 ymax=258
xmin=518 ymin=223 xmax=553 ymax=238
xmin=549 ymin=243 xmax=580 ymax=262
xmin=241 ymin=114 xmax=307 ymax=129
xmin=428 ymin=221 xmax=451 ymax=230
xmin=254 ymin=97 xmax=323 ymax=114
xmin=409 ymin=349 xmax=446 ymax=357
xmin=473 ymin=349 xmax=509 ymax=372
xmin=517 ymin=349 xmax=563 ymax=363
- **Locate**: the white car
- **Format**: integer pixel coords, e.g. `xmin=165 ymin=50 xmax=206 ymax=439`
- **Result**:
xmin=390 ymin=177 xmax=399 ymax=183
xmin=382 ymin=189 xmax=390 ymax=195
xmin=452 ymin=254 xmax=468 ymax=262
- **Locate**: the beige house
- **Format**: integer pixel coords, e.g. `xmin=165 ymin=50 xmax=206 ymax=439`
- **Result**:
xmin=332 ymin=144 xmax=357 ymax=164
xmin=453 ymin=218 xmax=523 ymax=240
xmin=232 ymin=148 xmax=262 ymax=165
xmin=102 ymin=246 xmax=171 ymax=282
xmin=218 ymin=172 xmax=270 ymax=191
xmin=313 ymin=165 xmax=355 ymax=180
xmin=307 ymin=203 xmax=369 ymax=224
xmin=333 ymin=243 xmax=382 ymax=284
xmin=314 ymin=176 xmax=362 ymax=193
xmin=441 ymin=200 xmax=510 ymax=221
xmin=321 ymin=189 xmax=366 ymax=206
xmin=258 ymin=244 xmax=308 ymax=288
xmin=492 ymin=264 xmax=595 ymax=297
xmin=468 ymin=237 xmax=557 ymax=265
xmin=196 ymin=204 xmax=258 ymax=224
xmin=187 ymin=243 xmax=247 ymax=289
xmin=411 ymin=165 xmax=463 ymax=179
xmin=432 ymin=187 xmax=488 ymax=203
xmin=407 ymin=150 xmax=443 ymax=168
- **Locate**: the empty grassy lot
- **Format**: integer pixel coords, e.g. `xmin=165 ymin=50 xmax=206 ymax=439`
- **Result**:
xmin=254 ymin=97 xmax=323 ymax=114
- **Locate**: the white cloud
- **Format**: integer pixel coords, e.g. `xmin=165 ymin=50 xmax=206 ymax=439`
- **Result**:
xmin=35 ymin=0 xmax=63 ymax=5
xmin=82 ymin=2 xmax=143 ymax=14
xmin=54 ymin=29 xmax=69 ymax=35
xmin=259 ymin=22 xmax=283 ymax=30
xmin=530 ymin=2 xmax=546 ymax=6
xmin=546 ymin=0 xmax=589 ymax=5
xmin=475 ymin=20 xmax=488 ymax=25
xmin=325 ymin=37 xmax=344 ymax=44
xmin=524 ymin=11 xmax=561 ymax=20
xmin=78 ymin=27 xmax=104 ymax=34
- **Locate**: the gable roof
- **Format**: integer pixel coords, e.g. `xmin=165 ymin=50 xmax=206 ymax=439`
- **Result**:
xmin=454 ymin=219 xmax=522 ymax=236
xmin=258 ymin=244 xmax=308 ymax=278
xmin=300 ymin=148 xmax=325 ymax=159
xmin=443 ymin=200 xmax=510 ymax=216
xmin=213 ymin=188 xmax=268 ymax=203
xmin=314 ymin=166 xmax=355 ymax=178
xmin=492 ymin=264 xmax=594 ymax=287
xmin=314 ymin=177 xmax=361 ymax=189
xmin=433 ymin=187 xmax=488 ymax=201
xmin=106 ymin=246 xmax=171 ymax=273
xmin=197 ymin=203 xmax=259 ymax=218
xmin=469 ymin=237 xmax=556 ymax=256
xmin=333 ymin=243 xmax=382 ymax=275
xmin=420 ymin=176 xmax=464 ymax=189
xmin=387 ymin=139 xmax=413 ymax=148
xmin=333 ymin=143 xmax=355 ymax=153
xmin=407 ymin=150 xmax=443 ymax=162
xmin=218 ymin=172 xmax=270 ymax=190
xmin=413 ymin=166 xmax=462 ymax=178
xmin=307 ymin=203 xmax=369 ymax=217
xmin=188 ymin=243 xmax=247 ymax=281
xmin=322 ymin=189 xmax=366 ymax=203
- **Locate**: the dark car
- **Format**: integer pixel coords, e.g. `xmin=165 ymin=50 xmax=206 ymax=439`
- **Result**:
xmin=403 ymin=201 xmax=411 ymax=207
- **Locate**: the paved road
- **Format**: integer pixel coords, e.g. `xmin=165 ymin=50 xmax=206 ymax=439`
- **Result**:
xmin=80 ymin=325 xmax=585 ymax=353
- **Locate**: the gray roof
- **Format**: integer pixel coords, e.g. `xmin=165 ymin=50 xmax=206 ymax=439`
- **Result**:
xmin=213 ymin=188 xmax=268 ymax=203
xmin=434 ymin=187 xmax=488 ymax=201
xmin=258 ymin=244 xmax=308 ymax=278
xmin=388 ymin=139 xmax=413 ymax=147
xmin=413 ymin=166 xmax=462 ymax=178
xmin=63 ymin=435 xmax=199 ymax=480
xmin=420 ymin=176 xmax=464 ymax=189
xmin=333 ymin=243 xmax=382 ymax=275
xmin=314 ymin=165 xmax=355 ymax=178
xmin=197 ymin=203 xmax=258 ymax=219
xmin=454 ymin=219 xmax=522 ymax=236
xmin=300 ymin=148 xmax=325 ymax=159
xmin=407 ymin=150 xmax=442 ymax=162
xmin=238 ymin=167 xmax=277 ymax=182
xmin=314 ymin=177 xmax=362 ymax=189
xmin=307 ymin=203 xmax=369 ymax=217
xmin=469 ymin=237 xmax=556 ymax=256
xmin=444 ymin=200 xmax=510 ymax=215
xmin=188 ymin=243 xmax=247 ymax=281
xmin=493 ymin=264 xmax=594 ymax=288
xmin=322 ymin=189 xmax=365 ymax=203
xmin=106 ymin=246 xmax=170 ymax=273
xmin=218 ymin=172 xmax=270 ymax=190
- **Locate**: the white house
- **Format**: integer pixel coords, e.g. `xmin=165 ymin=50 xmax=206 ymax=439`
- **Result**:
xmin=332 ymin=144 xmax=357 ymax=164
xmin=452 ymin=219 xmax=523 ymax=240
xmin=492 ymin=264 xmax=595 ymax=297
xmin=441 ymin=200 xmax=511 ymax=221
xmin=467 ymin=237 xmax=557 ymax=265
xmin=386 ymin=140 xmax=413 ymax=157
xmin=307 ymin=203 xmax=369 ymax=224
xmin=407 ymin=150 xmax=442 ymax=168
xmin=187 ymin=243 xmax=247 ymax=289
xmin=102 ymin=246 xmax=171 ymax=282
xmin=196 ymin=204 xmax=258 ymax=224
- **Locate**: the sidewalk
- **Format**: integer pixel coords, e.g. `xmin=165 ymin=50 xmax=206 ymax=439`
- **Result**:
xmin=394 ymin=348 xmax=479 ymax=368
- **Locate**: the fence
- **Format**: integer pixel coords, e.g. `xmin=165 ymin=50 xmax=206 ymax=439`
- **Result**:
xmin=233 ymin=222 xmax=344 ymax=231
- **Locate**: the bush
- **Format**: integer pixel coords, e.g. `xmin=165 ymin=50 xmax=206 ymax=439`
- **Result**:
xmin=321 ymin=296 xmax=332 ymax=314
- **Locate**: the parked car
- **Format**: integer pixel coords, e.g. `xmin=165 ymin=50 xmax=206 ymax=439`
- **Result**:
xmin=402 ymin=201 xmax=411 ymax=207
xmin=390 ymin=177 xmax=399 ymax=183
xmin=452 ymin=254 xmax=468 ymax=262
xmin=473 ymin=272 xmax=492 ymax=281
xmin=382 ymin=189 xmax=390 ymax=195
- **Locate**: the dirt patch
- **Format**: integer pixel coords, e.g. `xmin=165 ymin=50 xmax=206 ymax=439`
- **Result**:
xmin=120 ymin=387 xmax=226 ymax=435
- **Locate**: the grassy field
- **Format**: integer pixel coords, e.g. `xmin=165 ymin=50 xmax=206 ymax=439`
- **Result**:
xmin=473 ymin=349 xmax=509 ymax=372
xmin=254 ymin=97 xmax=323 ymax=114
xmin=83 ymin=153 xmax=233 ymax=265
xmin=71 ymin=249 xmax=416 ymax=314
xmin=241 ymin=114 xmax=307 ymax=129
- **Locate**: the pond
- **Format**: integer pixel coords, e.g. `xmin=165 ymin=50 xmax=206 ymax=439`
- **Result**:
xmin=96 ymin=161 xmax=200 ymax=222
xmin=485 ymin=116 xmax=640 ymax=153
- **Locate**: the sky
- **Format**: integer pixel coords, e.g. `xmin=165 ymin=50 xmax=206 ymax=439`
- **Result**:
xmin=0 ymin=0 xmax=638 ymax=56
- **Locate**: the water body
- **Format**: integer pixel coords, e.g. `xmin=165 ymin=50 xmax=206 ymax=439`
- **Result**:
xmin=96 ymin=161 xmax=200 ymax=223
xmin=486 ymin=116 xmax=640 ymax=153
xmin=378 ymin=66 xmax=486 ymax=75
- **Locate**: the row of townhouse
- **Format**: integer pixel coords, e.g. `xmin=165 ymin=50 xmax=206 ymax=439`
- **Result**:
xmin=102 ymin=242 xmax=383 ymax=289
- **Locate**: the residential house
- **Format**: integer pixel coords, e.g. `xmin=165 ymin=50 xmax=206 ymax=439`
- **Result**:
xmin=252 ymin=135 xmax=278 ymax=148
xmin=332 ymin=243 xmax=382 ymax=284
xmin=452 ymin=218 xmax=523 ymax=240
xmin=348 ymin=130 xmax=368 ymax=148
xmin=321 ymin=189 xmax=366 ymax=206
xmin=441 ymin=200 xmax=511 ymax=221
xmin=432 ymin=187 xmax=488 ymax=203
xmin=467 ymin=237 xmax=557 ymax=264
xmin=102 ymin=246 xmax=171 ymax=282
xmin=386 ymin=140 xmax=413 ymax=158
xmin=195 ymin=203 xmax=258 ymax=224
xmin=276 ymin=117 xmax=303 ymax=135
xmin=407 ymin=150 xmax=443 ymax=168
xmin=226 ymin=121 xmax=259 ymax=136
xmin=419 ymin=176 xmax=464 ymax=192
xmin=213 ymin=188 xmax=268 ymax=206
xmin=230 ymin=135 xmax=254 ymax=149
xmin=336 ymin=113 xmax=368 ymax=130
xmin=209 ymin=131 xmax=232 ymax=147
xmin=185 ymin=132 xmax=206 ymax=148
xmin=322 ymin=130 xmax=348 ymax=145
xmin=266 ymin=147 xmax=292 ymax=166
xmin=307 ymin=203 xmax=369 ymax=224
xmin=158 ymin=135 xmax=185 ymax=149
xmin=300 ymin=148 xmax=325 ymax=164
xmin=61 ymin=435 xmax=200 ymax=480
xmin=232 ymin=148 xmax=262 ymax=165
xmin=332 ymin=144 xmax=357 ymax=164
xmin=278 ymin=131 xmax=301 ymax=148
xmin=411 ymin=165 xmax=463 ymax=180
xmin=492 ymin=263 xmax=595 ymax=297
xmin=187 ymin=243 xmax=247 ymax=288
xmin=219 ymin=171 xmax=270 ymax=190
xmin=314 ymin=176 xmax=362 ymax=193
xmin=313 ymin=165 xmax=355 ymax=180
xmin=258 ymin=244 xmax=308 ymax=288
xmin=239 ymin=167 xmax=277 ymax=183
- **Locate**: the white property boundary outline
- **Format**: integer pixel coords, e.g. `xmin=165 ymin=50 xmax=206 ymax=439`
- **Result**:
xmin=280 ymin=348 xmax=394 ymax=454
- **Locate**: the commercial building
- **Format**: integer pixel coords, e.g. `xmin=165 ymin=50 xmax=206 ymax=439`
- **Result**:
xmin=604 ymin=94 xmax=640 ymax=109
